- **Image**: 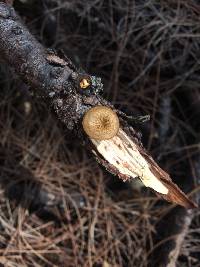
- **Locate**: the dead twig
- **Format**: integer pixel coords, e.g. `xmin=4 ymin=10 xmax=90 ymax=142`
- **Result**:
xmin=0 ymin=2 xmax=197 ymax=209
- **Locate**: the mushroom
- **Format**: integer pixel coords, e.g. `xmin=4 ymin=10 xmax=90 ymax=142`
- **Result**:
xmin=82 ymin=106 xmax=119 ymax=140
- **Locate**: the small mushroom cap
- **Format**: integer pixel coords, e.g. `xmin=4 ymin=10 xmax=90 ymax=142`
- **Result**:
xmin=82 ymin=106 xmax=119 ymax=140
xmin=80 ymin=78 xmax=90 ymax=89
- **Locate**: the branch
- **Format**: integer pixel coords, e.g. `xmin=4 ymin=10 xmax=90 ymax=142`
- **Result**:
xmin=0 ymin=2 xmax=73 ymax=96
xmin=0 ymin=2 xmax=197 ymax=209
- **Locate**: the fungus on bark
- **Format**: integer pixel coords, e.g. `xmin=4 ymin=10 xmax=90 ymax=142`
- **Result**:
xmin=0 ymin=2 xmax=197 ymax=209
xmin=82 ymin=106 xmax=119 ymax=140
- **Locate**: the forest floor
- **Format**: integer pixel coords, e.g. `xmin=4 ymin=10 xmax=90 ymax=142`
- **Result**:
xmin=0 ymin=1 xmax=200 ymax=266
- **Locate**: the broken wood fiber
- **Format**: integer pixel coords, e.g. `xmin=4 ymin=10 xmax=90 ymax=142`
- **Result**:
xmin=0 ymin=2 xmax=197 ymax=209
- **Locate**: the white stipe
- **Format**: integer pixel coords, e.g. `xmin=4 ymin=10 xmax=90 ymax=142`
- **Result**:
xmin=91 ymin=128 xmax=168 ymax=195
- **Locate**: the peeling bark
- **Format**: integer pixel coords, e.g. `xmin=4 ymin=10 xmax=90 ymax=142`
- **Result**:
xmin=0 ymin=2 xmax=197 ymax=209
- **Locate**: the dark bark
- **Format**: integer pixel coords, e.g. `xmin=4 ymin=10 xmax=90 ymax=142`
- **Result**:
xmin=0 ymin=2 xmax=105 ymax=135
xmin=0 ymin=2 xmax=72 ymax=96
xmin=0 ymin=2 xmax=197 ymax=210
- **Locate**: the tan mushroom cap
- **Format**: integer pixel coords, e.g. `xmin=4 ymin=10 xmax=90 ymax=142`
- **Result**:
xmin=82 ymin=106 xmax=120 ymax=140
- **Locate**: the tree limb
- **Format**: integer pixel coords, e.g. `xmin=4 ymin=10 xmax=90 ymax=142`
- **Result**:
xmin=0 ymin=2 xmax=197 ymax=209
xmin=0 ymin=2 xmax=72 ymax=96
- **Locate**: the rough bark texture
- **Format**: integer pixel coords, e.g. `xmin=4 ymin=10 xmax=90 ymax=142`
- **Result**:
xmin=0 ymin=2 xmax=72 ymax=96
xmin=0 ymin=2 xmax=105 ymax=135
xmin=0 ymin=2 xmax=197 ymax=209
xmin=0 ymin=2 xmax=140 ymax=166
